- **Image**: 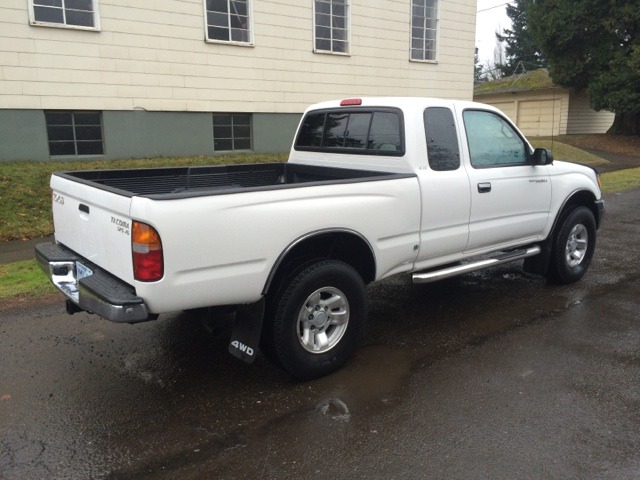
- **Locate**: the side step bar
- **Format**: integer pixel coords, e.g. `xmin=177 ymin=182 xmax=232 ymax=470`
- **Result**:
xmin=412 ymin=246 xmax=541 ymax=284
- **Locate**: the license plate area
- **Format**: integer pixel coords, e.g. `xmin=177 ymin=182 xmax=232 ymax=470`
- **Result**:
xmin=76 ymin=261 xmax=94 ymax=281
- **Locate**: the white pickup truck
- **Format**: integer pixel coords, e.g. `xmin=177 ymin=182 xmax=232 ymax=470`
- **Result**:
xmin=37 ymin=97 xmax=604 ymax=379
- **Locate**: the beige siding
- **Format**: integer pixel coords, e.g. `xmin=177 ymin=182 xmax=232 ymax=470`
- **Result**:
xmin=488 ymin=101 xmax=515 ymax=122
xmin=476 ymin=90 xmax=570 ymax=137
xmin=0 ymin=0 xmax=476 ymax=113
xmin=567 ymin=91 xmax=614 ymax=134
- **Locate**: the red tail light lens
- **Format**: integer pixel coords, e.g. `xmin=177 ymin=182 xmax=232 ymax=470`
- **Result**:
xmin=340 ymin=98 xmax=362 ymax=106
xmin=132 ymin=221 xmax=163 ymax=282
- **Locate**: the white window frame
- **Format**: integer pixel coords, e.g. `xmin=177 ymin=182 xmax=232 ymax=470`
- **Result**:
xmin=410 ymin=0 xmax=439 ymax=63
xmin=28 ymin=0 xmax=101 ymax=32
xmin=313 ymin=0 xmax=351 ymax=56
xmin=203 ymin=0 xmax=254 ymax=46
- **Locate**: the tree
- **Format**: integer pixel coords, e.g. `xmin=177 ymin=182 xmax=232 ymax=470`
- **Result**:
xmin=529 ymin=0 xmax=640 ymax=135
xmin=491 ymin=37 xmax=506 ymax=80
xmin=495 ymin=0 xmax=546 ymax=77
xmin=474 ymin=47 xmax=485 ymax=84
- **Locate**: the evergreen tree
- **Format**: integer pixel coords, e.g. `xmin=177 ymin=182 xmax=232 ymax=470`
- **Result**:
xmin=473 ymin=47 xmax=482 ymax=84
xmin=495 ymin=0 xmax=546 ymax=77
xmin=529 ymin=0 xmax=640 ymax=135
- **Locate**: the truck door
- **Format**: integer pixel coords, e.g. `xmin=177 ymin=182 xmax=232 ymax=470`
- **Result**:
xmin=414 ymin=107 xmax=471 ymax=268
xmin=460 ymin=109 xmax=551 ymax=252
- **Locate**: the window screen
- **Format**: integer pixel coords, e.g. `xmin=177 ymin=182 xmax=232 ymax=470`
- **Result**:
xmin=314 ymin=0 xmax=349 ymax=54
xmin=205 ymin=0 xmax=251 ymax=43
xmin=32 ymin=0 xmax=98 ymax=29
xmin=213 ymin=113 xmax=252 ymax=151
xmin=45 ymin=111 xmax=104 ymax=156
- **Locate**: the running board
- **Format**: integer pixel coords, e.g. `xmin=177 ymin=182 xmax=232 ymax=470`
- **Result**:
xmin=412 ymin=246 xmax=541 ymax=284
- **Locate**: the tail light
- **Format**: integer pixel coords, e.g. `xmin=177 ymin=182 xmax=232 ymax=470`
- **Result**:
xmin=132 ymin=221 xmax=163 ymax=282
xmin=340 ymin=98 xmax=362 ymax=106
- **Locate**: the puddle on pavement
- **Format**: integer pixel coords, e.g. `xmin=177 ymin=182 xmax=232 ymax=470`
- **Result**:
xmin=311 ymin=344 xmax=414 ymax=408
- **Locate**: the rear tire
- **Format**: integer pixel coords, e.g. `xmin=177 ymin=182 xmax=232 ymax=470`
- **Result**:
xmin=548 ymin=206 xmax=596 ymax=284
xmin=268 ymin=260 xmax=367 ymax=380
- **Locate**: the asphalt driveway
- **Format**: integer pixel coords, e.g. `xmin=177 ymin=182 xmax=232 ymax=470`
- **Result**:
xmin=1 ymin=187 xmax=638 ymax=479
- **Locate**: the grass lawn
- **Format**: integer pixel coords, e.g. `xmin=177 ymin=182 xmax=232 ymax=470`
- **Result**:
xmin=0 ymin=259 xmax=56 ymax=301
xmin=529 ymin=138 xmax=610 ymax=167
xmin=601 ymin=167 xmax=640 ymax=193
xmin=0 ymin=153 xmax=286 ymax=242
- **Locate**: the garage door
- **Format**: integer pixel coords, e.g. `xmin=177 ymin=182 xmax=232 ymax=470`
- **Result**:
xmin=517 ymin=100 xmax=560 ymax=136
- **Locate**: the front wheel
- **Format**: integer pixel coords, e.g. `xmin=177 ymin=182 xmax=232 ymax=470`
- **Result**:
xmin=268 ymin=260 xmax=367 ymax=380
xmin=548 ymin=206 xmax=597 ymax=284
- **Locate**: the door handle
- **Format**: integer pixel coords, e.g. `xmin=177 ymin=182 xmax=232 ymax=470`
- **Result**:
xmin=478 ymin=182 xmax=492 ymax=193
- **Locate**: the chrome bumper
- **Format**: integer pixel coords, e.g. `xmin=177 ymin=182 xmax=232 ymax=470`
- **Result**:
xmin=35 ymin=242 xmax=151 ymax=323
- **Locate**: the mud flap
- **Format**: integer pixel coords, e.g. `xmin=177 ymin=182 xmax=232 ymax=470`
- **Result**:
xmin=523 ymin=236 xmax=553 ymax=276
xmin=228 ymin=298 xmax=265 ymax=364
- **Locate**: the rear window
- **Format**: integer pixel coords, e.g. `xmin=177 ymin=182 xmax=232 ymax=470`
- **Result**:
xmin=295 ymin=108 xmax=404 ymax=155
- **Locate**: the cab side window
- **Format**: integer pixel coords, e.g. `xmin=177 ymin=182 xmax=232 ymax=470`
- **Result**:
xmin=463 ymin=110 xmax=527 ymax=167
xmin=424 ymin=107 xmax=460 ymax=171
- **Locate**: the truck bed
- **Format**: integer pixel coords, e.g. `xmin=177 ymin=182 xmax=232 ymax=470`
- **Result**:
xmin=55 ymin=163 xmax=412 ymax=200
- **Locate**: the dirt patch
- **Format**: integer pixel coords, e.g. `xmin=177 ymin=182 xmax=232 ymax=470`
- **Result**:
xmin=537 ymin=134 xmax=640 ymax=173
xmin=553 ymin=135 xmax=640 ymax=158
xmin=0 ymin=292 xmax=60 ymax=312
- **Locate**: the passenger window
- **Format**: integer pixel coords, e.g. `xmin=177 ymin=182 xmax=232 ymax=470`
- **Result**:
xmin=463 ymin=110 xmax=527 ymax=167
xmin=424 ymin=107 xmax=460 ymax=171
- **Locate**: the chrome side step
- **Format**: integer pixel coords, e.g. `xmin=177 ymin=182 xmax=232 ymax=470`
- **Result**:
xmin=412 ymin=246 xmax=541 ymax=284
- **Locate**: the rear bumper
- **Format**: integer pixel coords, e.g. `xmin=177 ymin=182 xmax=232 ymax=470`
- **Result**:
xmin=35 ymin=242 xmax=152 ymax=323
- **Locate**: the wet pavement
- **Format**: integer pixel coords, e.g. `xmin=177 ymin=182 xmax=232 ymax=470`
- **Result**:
xmin=0 ymin=236 xmax=53 ymax=264
xmin=1 ymin=188 xmax=639 ymax=479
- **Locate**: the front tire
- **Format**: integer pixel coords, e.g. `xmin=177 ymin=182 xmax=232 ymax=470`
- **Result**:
xmin=268 ymin=260 xmax=367 ymax=380
xmin=548 ymin=206 xmax=597 ymax=284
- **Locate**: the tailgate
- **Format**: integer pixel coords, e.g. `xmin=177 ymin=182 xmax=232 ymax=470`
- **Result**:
xmin=51 ymin=174 xmax=135 ymax=285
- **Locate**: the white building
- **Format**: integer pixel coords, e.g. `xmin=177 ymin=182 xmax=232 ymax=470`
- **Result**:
xmin=0 ymin=0 xmax=477 ymax=161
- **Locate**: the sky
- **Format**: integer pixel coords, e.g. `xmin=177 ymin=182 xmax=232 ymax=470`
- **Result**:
xmin=475 ymin=0 xmax=513 ymax=68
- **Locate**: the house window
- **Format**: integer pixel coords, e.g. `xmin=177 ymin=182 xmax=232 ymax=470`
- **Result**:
xmin=205 ymin=0 xmax=251 ymax=44
xmin=411 ymin=0 xmax=438 ymax=61
xmin=45 ymin=111 xmax=104 ymax=156
xmin=213 ymin=114 xmax=252 ymax=151
xmin=29 ymin=0 xmax=100 ymax=30
xmin=314 ymin=0 xmax=349 ymax=54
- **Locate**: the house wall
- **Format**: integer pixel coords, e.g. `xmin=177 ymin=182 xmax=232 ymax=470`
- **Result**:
xmin=475 ymin=90 xmax=570 ymax=137
xmin=566 ymin=91 xmax=614 ymax=134
xmin=0 ymin=109 xmax=301 ymax=161
xmin=0 ymin=0 xmax=477 ymax=161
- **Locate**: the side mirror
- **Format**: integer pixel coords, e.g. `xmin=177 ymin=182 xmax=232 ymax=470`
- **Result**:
xmin=532 ymin=148 xmax=554 ymax=165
